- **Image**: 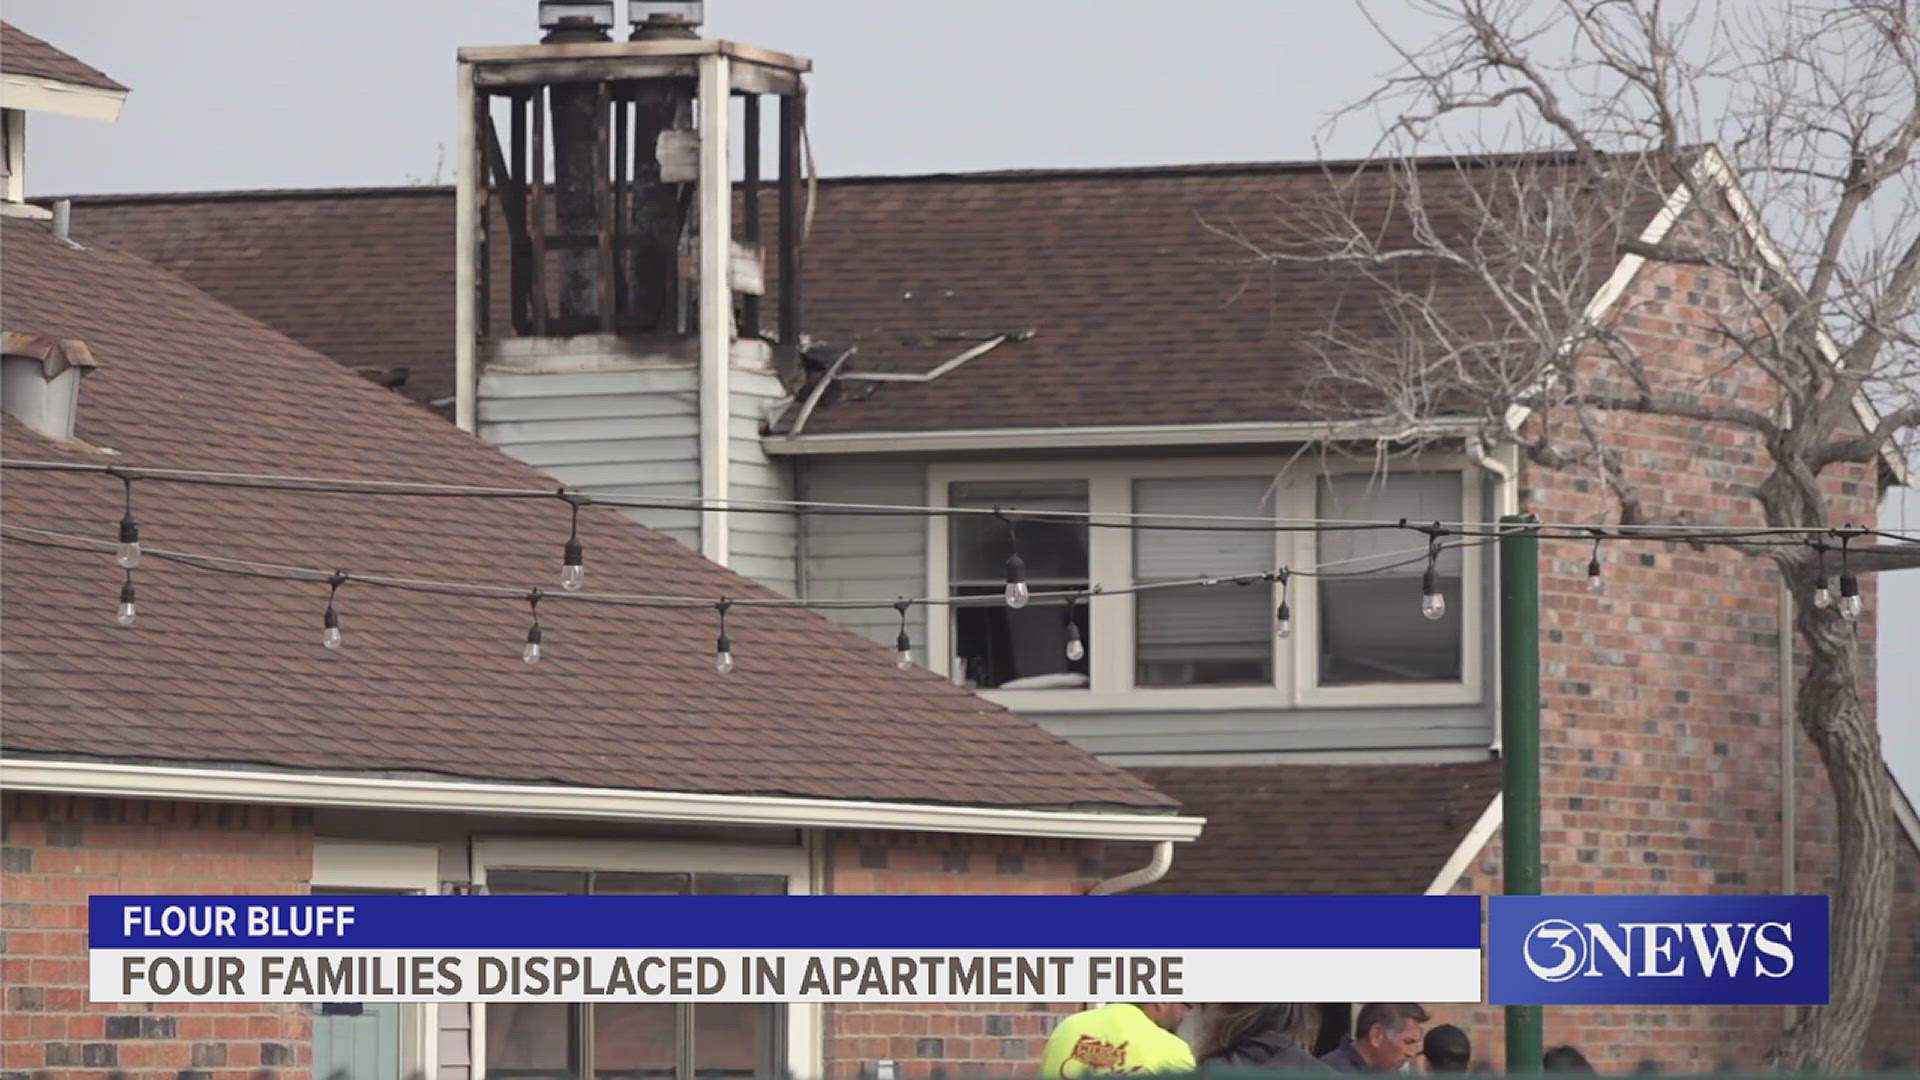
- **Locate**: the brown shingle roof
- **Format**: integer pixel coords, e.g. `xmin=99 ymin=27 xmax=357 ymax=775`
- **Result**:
xmin=58 ymin=153 xmax=1676 ymax=434
xmin=1101 ymin=762 xmax=1503 ymax=894
xmin=0 ymin=215 xmax=1176 ymax=814
xmin=1 ymin=22 xmax=125 ymax=92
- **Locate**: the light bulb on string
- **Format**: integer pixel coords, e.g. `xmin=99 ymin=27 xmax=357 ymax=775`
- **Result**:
xmin=522 ymin=589 xmax=544 ymax=664
xmin=1064 ymin=598 xmax=1085 ymax=661
xmin=112 ymin=470 xmax=141 ymax=568
xmin=1839 ymin=573 xmax=1862 ymax=619
xmin=558 ymin=491 xmax=585 ymax=592
xmin=999 ymin=512 xmax=1029 ymax=608
xmin=1837 ymin=531 xmax=1863 ymax=620
xmin=1420 ymin=530 xmax=1448 ymax=620
xmin=1274 ymin=569 xmax=1292 ymax=639
xmin=116 ymin=573 xmax=137 ymax=627
xmin=715 ymin=598 xmax=735 ymax=674
xmin=321 ymin=571 xmax=347 ymax=650
xmin=1586 ymin=529 xmax=1605 ymax=593
xmin=894 ymin=599 xmax=914 ymax=669
xmin=1810 ymin=537 xmax=1833 ymax=608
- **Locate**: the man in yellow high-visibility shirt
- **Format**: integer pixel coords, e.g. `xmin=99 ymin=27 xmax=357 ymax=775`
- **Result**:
xmin=1040 ymin=1002 xmax=1196 ymax=1078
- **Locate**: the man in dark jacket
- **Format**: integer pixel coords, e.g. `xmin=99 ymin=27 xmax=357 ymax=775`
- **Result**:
xmin=1320 ymin=1003 xmax=1429 ymax=1073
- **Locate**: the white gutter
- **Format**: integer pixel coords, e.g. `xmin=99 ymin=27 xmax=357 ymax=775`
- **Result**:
xmin=764 ymin=417 xmax=1484 ymax=456
xmin=1424 ymin=793 xmax=1503 ymax=895
xmin=1087 ymin=839 xmax=1174 ymax=895
xmin=0 ymin=758 xmax=1205 ymax=843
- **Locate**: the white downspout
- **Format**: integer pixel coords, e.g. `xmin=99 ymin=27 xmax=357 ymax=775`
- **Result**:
xmin=1088 ymin=839 xmax=1173 ymax=895
xmin=1467 ymin=437 xmax=1516 ymax=755
xmin=696 ymin=52 xmax=733 ymax=564
xmin=452 ymin=60 xmax=478 ymax=434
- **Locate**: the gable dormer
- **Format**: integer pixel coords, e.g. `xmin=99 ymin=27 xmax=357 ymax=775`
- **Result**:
xmin=0 ymin=21 xmax=127 ymax=216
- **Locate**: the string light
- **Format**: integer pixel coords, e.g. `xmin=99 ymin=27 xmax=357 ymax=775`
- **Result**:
xmin=322 ymin=570 xmax=347 ymax=650
xmin=715 ymin=598 xmax=735 ymax=674
xmin=559 ymin=492 xmax=585 ymax=593
xmin=999 ymin=513 xmax=1029 ymax=609
xmin=1064 ymin=597 xmax=1086 ymax=661
xmin=1837 ymin=531 xmax=1863 ymax=620
xmin=111 ymin=469 xmax=141 ymax=568
xmin=893 ymin=599 xmax=914 ymax=669
xmin=8 ymin=457 xmax=1913 ymax=546
xmin=1420 ymin=526 xmax=1448 ymax=620
xmin=523 ymin=589 xmax=544 ymax=664
xmin=1811 ymin=538 xmax=1833 ymax=609
xmin=1586 ymin=529 xmax=1605 ymax=593
xmin=3 ymin=450 xmax=1910 ymax=674
xmin=116 ymin=570 xmax=136 ymax=627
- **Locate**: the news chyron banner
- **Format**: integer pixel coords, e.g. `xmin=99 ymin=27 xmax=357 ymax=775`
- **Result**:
xmin=1488 ymin=895 xmax=1831 ymax=1006
xmin=89 ymin=895 xmax=1483 ymax=1004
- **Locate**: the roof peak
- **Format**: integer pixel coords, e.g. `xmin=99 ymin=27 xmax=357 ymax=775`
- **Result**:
xmin=49 ymin=145 xmax=1699 ymax=206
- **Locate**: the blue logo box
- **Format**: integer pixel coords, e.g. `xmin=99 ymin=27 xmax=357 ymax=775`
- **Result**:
xmin=1488 ymin=895 xmax=1830 ymax=1005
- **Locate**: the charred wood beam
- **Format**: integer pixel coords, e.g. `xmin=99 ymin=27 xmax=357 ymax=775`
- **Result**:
xmin=778 ymin=92 xmax=804 ymax=362
xmin=595 ymin=81 xmax=616 ymax=332
xmin=741 ymin=94 xmax=762 ymax=341
xmin=508 ymin=89 xmax=530 ymax=335
xmin=528 ymin=87 xmax=549 ymax=335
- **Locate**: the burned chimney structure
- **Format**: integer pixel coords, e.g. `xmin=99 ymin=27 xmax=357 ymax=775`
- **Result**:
xmin=455 ymin=2 xmax=810 ymax=579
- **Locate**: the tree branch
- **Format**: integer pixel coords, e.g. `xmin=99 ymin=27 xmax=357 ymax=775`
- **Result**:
xmin=1525 ymin=392 xmax=1783 ymax=438
xmin=1810 ymin=403 xmax=1920 ymax=469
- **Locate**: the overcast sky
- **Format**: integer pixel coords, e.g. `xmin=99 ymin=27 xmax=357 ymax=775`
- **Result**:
xmin=10 ymin=0 xmax=1916 ymax=797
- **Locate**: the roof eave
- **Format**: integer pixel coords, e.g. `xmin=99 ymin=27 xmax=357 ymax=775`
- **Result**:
xmin=0 ymin=757 xmax=1204 ymax=843
xmin=0 ymin=72 xmax=126 ymax=121
xmin=763 ymin=417 xmax=1487 ymax=456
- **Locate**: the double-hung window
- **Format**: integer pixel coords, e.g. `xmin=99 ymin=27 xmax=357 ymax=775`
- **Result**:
xmin=927 ymin=459 xmax=1482 ymax=708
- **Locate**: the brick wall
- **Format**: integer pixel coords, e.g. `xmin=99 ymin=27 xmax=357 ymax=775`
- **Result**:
xmin=1424 ymin=249 xmax=1908 ymax=1072
xmin=820 ymin=830 xmax=1104 ymax=1079
xmin=0 ymin=792 xmax=314 ymax=1080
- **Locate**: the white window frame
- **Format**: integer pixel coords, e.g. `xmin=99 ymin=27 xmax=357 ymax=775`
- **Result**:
xmin=310 ymin=839 xmax=442 ymax=1080
xmin=925 ymin=455 xmax=1485 ymax=712
xmin=468 ymin=835 xmax=820 ymax=1080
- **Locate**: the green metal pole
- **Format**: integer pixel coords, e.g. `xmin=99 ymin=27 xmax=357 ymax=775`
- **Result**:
xmin=1500 ymin=512 xmax=1543 ymax=1074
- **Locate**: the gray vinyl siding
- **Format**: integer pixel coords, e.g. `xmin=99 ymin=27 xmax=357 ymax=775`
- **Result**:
xmin=794 ymin=457 xmax=928 ymax=652
xmin=728 ymin=371 xmax=798 ymax=596
xmin=477 ymin=367 xmax=704 ymax=551
xmin=1032 ymin=703 xmax=1493 ymax=761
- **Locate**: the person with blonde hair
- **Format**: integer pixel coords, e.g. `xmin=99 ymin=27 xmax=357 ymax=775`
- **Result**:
xmin=1193 ymin=1003 xmax=1328 ymax=1072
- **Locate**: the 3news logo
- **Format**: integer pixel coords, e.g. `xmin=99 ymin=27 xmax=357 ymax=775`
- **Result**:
xmin=1487 ymin=896 xmax=1830 ymax=1005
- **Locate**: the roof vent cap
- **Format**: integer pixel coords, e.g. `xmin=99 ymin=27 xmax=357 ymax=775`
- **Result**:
xmin=539 ymin=1 xmax=614 ymax=32
xmin=628 ymin=1 xmax=702 ymax=37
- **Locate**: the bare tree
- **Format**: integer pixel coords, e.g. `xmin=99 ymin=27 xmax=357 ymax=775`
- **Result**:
xmin=1214 ymin=0 xmax=1920 ymax=1070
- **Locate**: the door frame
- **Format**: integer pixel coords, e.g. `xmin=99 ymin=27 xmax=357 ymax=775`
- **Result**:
xmin=312 ymin=838 xmax=443 ymax=1080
